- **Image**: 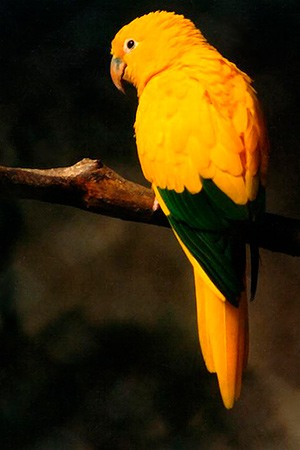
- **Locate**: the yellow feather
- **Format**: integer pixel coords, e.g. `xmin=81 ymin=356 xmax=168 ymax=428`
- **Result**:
xmin=247 ymin=150 xmax=259 ymax=176
xmin=210 ymin=142 xmax=244 ymax=176
xmin=185 ymin=136 xmax=210 ymax=171
xmin=196 ymin=94 xmax=216 ymax=148
xmin=200 ymin=163 xmax=216 ymax=179
xmin=194 ymin=269 xmax=248 ymax=409
xmin=212 ymin=169 xmax=248 ymax=204
xmin=244 ymin=120 xmax=259 ymax=154
xmin=232 ymin=98 xmax=248 ymax=134
xmin=194 ymin=273 xmax=215 ymax=373
xmin=215 ymin=114 xmax=244 ymax=154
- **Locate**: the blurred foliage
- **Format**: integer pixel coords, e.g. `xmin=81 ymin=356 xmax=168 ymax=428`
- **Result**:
xmin=0 ymin=1 xmax=299 ymax=449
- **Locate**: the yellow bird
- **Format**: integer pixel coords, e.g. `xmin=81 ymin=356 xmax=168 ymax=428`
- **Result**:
xmin=110 ymin=11 xmax=269 ymax=408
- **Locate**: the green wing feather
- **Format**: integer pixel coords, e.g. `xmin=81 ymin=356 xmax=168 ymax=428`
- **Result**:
xmin=157 ymin=180 xmax=264 ymax=306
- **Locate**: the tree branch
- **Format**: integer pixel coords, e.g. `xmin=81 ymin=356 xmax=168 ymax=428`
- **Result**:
xmin=0 ymin=158 xmax=299 ymax=256
xmin=0 ymin=159 xmax=168 ymax=226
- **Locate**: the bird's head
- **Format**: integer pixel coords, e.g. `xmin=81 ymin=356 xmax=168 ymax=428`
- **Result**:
xmin=110 ymin=11 xmax=204 ymax=96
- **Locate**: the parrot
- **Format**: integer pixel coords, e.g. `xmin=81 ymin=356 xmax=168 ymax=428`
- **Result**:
xmin=110 ymin=11 xmax=269 ymax=408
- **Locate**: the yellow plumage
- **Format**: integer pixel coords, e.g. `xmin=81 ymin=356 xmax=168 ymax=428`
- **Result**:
xmin=194 ymin=270 xmax=249 ymax=407
xmin=110 ymin=10 xmax=269 ymax=408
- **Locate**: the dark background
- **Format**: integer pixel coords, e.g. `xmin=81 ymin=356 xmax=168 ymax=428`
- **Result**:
xmin=0 ymin=1 xmax=299 ymax=449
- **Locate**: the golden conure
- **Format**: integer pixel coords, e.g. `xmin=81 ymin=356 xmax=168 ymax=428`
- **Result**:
xmin=110 ymin=10 xmax=269 ymax=408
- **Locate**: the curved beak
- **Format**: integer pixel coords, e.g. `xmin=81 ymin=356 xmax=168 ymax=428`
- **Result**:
xmin=110 ymin=57 xmax=126 ymax=93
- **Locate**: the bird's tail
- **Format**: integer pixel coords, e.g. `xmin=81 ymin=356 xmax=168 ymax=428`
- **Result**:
xmin=194 ymin=268 xmax=249 ymax=409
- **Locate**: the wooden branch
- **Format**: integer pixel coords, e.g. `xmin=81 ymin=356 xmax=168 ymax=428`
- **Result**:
xmin=0 ymin=158 xmax=168 ymax=226
xmin=0 ymin=158 xmax=299 ymax=256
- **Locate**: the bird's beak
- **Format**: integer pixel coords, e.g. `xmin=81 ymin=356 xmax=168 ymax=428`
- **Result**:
xmin=110 ymin=56 xmax=126 ymax=94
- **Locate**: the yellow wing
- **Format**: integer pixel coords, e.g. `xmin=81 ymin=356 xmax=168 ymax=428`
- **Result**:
xmin=135 ymin=59 xmax=268 ymax=202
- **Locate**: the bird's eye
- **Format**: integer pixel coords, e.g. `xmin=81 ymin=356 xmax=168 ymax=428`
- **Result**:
xmin=123 ymin=38 xmax=138 ymax=53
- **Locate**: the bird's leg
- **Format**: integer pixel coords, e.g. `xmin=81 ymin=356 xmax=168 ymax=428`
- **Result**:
xmin=152 ymin=196 xmax=161 ymax=211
